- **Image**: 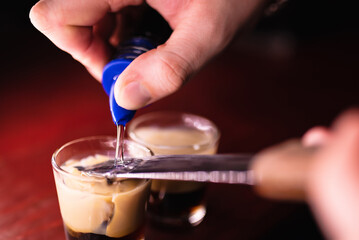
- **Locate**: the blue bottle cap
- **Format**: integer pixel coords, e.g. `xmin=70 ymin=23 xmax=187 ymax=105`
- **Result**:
xmin=102 ymin=58 xmax=135 ymax=125
xmin=102 ymin=58 xmax=132 ymax=96
xmin=102 ymin=37 xmax=156 ymax=126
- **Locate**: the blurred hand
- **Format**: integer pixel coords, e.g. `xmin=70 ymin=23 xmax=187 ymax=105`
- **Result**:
xmin=29 ymin=0 xmax=267 ymax=110
xmin=303 ymin=109 xmax=359 ymax=239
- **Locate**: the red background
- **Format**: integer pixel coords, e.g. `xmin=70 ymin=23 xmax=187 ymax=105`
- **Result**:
xmin=0 ymin=0 xmax=358 ymax=239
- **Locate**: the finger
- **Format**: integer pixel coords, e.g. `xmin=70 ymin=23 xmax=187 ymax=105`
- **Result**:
xmin=93 ymin=12 xmax=116 ymax=43
xmin=332 ymin=108 xmax=359 ymax=133
xmin=302 ymin=126 xmax=331 ymax=147
xmin=331 ymin=109 xmax=359 ymax=168
xmin=307 ymin=109 xmax=359 ymax=239
xmin=29 ymin=0 xmax=144 ymax=80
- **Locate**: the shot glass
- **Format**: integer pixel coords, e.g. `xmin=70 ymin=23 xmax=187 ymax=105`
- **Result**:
xmin=127 ymin=112 xmax=220 ymax=228
xmin=52 ymin=136 xmax=153 ymax=240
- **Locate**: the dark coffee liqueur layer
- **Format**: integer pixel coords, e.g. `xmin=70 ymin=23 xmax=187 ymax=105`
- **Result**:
xmin=65 ymin=225 xmax=144 ymax=240
xmin=149 ymin=187 xmax=205 ymax=217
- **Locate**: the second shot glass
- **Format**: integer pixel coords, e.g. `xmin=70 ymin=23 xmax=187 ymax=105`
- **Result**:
xmin=127 ymin=111 xmax=220 ymax=228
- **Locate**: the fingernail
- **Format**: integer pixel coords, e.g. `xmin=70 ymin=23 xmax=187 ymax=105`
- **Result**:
xmin=117 ymin=81 xmax=152 ymax=110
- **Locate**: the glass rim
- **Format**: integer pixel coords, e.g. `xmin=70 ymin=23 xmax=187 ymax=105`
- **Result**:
xmin=51 ymin=135 xmax=153 ymax=182
xmin=127 ymin=111 xmax=221 ymax=151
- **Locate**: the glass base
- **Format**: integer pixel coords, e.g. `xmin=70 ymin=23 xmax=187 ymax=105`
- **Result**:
xmin=64 ymin=225 xmax=145 ymax=240
xmin=147 ymin=204 xmax=206 ymax=229
xmin=147 ymin=187 xmax=207 ymax=228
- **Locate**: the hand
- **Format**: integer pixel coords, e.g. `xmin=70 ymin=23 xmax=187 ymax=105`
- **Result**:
xmin=303 ymin=109 xmax=359 ymax=239
xmin=30 ymin=0 xmax=268 ymax=110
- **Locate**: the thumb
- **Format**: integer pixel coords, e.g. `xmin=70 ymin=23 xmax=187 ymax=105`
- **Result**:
xmin=113 ymin=42 xmax=192 ymax=110
xmin=112 ymin=0 xmax=266 ymax=110
xmin=307 ymin=109 xmax=359 ymax=239
xmin=113 ymin=6 xmax=228 ymax=110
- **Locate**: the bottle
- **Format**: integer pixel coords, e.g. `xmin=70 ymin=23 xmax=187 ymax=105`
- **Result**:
xmin=102 ymin=6 xmax=171 ymax=126
xmin=102 ymin=37 xmax=156 ymax=125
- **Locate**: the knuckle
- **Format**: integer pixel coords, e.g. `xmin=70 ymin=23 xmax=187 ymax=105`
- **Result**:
xmin=335 ymin=108 xmax=359 ymax=139
xmin=339 ymin=109 xmax=359 ymax=128
xmin=106 ymin=0 xmax=144 ymax=12
xmin=30 ymin=0 xmax=67 ymax=32
xmin=157 ymin=49 xmax=192 ymax=94
xmin=29 ymin=1 xmax=52 ymax=32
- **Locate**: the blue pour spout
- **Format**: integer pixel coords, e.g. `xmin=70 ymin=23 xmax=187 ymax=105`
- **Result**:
xmin=102 ymin=37 xmax=156 ymax=125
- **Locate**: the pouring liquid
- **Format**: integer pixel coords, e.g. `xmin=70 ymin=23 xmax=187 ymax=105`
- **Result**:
xmin=115 ymin=124 xmax=125 ymax=167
